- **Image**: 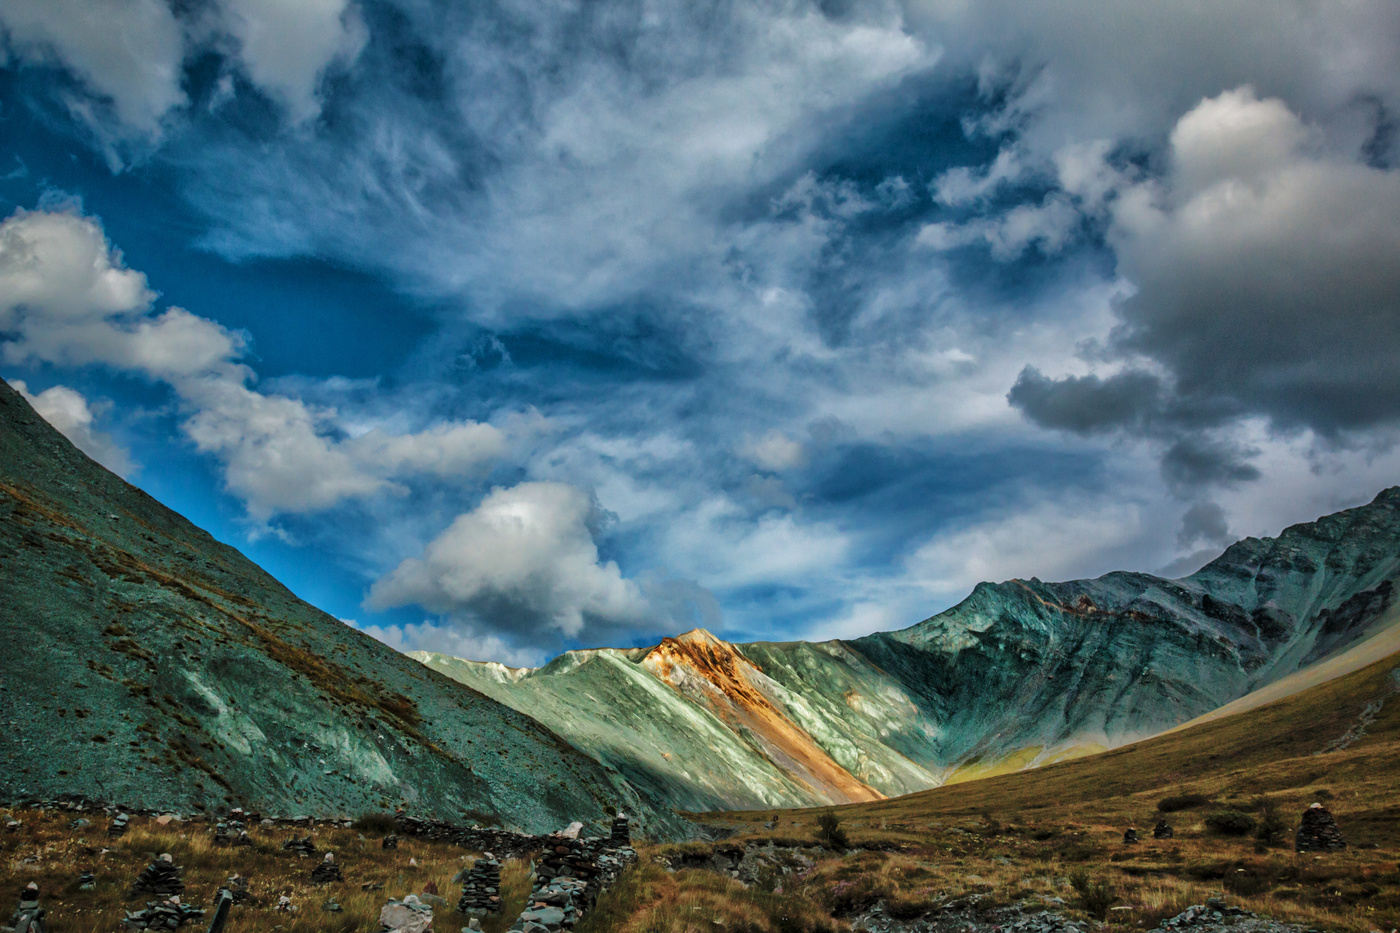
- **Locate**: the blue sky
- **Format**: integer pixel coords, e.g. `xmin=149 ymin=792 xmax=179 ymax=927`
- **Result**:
xmin=2 ymin=1 xmax=1399 ymax=665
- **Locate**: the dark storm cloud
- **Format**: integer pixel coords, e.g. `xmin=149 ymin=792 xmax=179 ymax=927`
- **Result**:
xmin=1177 ymin=500 xmax=1231 ymax=549
xmin=1007 ymin=366 xmax=1162 ymax=435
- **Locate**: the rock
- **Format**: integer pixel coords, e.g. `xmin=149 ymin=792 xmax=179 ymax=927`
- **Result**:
xmin=457 ymin=854 xmax=504 ymax=916
xmin=608 ymin=813 xmax=631 ymax=849
xmin=380 ymin=896 xmax=433 ymax=933
xmin=77 ymin=870 xmax=96 ymax=891
xmin=1296 ymin=803 xmax=1347 ymax=852
xmin=122 ymin=895 xmax=205 ymax=930
xmin=322 ymin=898 xmax=343 ymax=913
xmin=282 ymin=836 xmax=317 ymax=857
xmin=382 ymin=834 xmax=400 ymax=849
xmin=1123 ymin=827 xmax=1140 ymax=844
xmin=108 ymin=814 xmax=130 ymax=838
xmin=1153 ymin=819 xmax=1174 ymax=839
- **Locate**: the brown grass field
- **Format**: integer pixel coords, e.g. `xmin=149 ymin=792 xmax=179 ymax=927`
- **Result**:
xmin=4 ymin=649 xmax=1398 ymax=933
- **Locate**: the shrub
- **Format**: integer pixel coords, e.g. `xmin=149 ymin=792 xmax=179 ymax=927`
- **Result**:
xmin=352 ymin=811 xmax=398 ymax=834
xmin=1069 ymin=868 xmax=1117 ymax=920
xmin=1158 ymin=793 xmax=1211 ymax=813
xmin=815 ymin=812 xmax=850 ymax=851
xmin=1205 ymin=811 xmax=1258 ymax=837
xmin=1253 ymin=798 xmax=1289 ymax=848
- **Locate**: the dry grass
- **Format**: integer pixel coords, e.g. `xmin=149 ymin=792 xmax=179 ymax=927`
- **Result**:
xmin=0 ymin=810 xmax=531 ymax=933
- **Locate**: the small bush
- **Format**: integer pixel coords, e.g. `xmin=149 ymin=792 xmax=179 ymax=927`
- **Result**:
xmin=352 ymin=811 xmax=398 ymax=834
xmin=1253 ymin=798 xmax=1289 ymax=847
xmin=1158 ymin=793 xmax=1211 ymax=813
xmin=815 ymin=812 xmax=850 ymax=850
xmin=1205 ymin=811 xmax=1258 ymax=837
xmin=1069 ymin=868 xmax=1117 ymax=920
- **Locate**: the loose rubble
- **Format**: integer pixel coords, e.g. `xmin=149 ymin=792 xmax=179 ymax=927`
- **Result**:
xmin=282 ymin=835 xmax=317 ymax=857
xmin=131 ymin=855 xmax=185 ymax=898
xmin=122 ymin=897 xmax=204 ymax=930
xmin=379 ymin=894 xmax=433 ymax=933
xmin=1295 ymin=803 xmax=1346 ymax=852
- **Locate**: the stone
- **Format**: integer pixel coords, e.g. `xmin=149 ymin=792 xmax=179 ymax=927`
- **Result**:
xmin=457 ymin=854 xmax=504 ymax=916
xmin=382 ymin=834 xmax=400 ymax=849
xmin=1152 ymin=819 xmax=1173 ymax=839
xmin=109 ymin=814 xmax=130 ymax=838
xmin=380 ymin=896 xmax=433 ymax=933
xmin=1296 ymin=803 xmax=1347 ymax=852
xmin=1122 ymin=828 xmax=1139 ymax=844
xmin=322 ymin=898 xmax=343 ymax=913
xmin=282 ymin=836 xmax=317 ymax=857
xmin=608 ymin=813 xmax=631 ymax=849
xmin=77 ymin=870 xmax=96 ymax=891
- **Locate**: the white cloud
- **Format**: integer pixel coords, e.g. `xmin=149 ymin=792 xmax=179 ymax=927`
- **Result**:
xmin=352 ymin=618 xmax=544 ymax=668
xmin=0 ymin=207 xmax=505 ymax=520
xmin=0 ymin=0 xmax=187 ymax=138
xmin=738 ymin=429 xmax=807 ymax=471
xmin=216 ymin=0 xmax=367 ymax=123
xmin=10 ymin=379 xmax=134 ymax=476
xmin=904 ymin=497 xmax=1161 ymax=602
xmin=367 ymin=481 xmax=650 ymax=638
xmin=931 ymin=146 xmax=1026 ymax=206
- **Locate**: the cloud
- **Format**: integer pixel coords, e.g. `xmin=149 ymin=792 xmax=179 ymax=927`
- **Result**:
xmin=0 ymin=0 xmax=187 ymax=139
xmin=1176 ymin=500 xmax=1231 ymax=549
xmin=739 ymin=429 xmax=807 ymax=471
xmin=1007 ymin=367 xmax=1163 ymax=435
xmin=10 ymin=379 xmax=134 ymax=476
xmin=917 ymin=193 xmax=1080 ymax=260
xmin=0 ymin=207 xmax=504 ymax=520
xmin=351 ymin=618 xmax=545 ymax=668
xmin=216 ymin=0 xmax=367 ymax=122
xmin=367 ymin=481 xmax=650 ymax=640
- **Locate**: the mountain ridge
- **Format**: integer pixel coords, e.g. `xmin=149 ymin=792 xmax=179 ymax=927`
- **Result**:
xmin=418 ymin=485 xmax=1400 ymax=812
xmin=0 ymin=376 xmax=684 ymax=836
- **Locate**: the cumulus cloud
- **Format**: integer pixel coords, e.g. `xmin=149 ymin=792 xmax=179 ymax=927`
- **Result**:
xmin=0 ymin=207 xmax=504 ymax=520
xmin=10 ymin=379 xmax=134 ymax=476
xmin=367 ymin=481 xmax=650 ymax=639
xmin=0 ymin=0 xmax=187 ymax=139
xmin=352 ymin=618 xmax=545 ymax=668
xmin=216 ymin=0 xmax=366 ymax=122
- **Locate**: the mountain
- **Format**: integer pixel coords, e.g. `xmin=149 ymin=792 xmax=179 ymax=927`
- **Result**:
xmin=0 ymin=377 xmax=678 ymax=836
xmin=417 ymin=488 xmax=1400 ymax=812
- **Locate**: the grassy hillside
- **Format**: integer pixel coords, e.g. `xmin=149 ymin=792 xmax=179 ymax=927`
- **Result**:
xmin=0 ymin=377 xmax=674 ymax=835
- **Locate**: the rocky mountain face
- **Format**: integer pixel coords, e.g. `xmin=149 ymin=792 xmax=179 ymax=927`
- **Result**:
xmin=0 ymin=378 xmax=677 ymax=836
xmin=419 ymin=487 xmax=1400 ymax=811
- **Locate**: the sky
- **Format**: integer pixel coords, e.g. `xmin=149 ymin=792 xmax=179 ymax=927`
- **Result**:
xmin=2 ymin=1 xmax=1399 ymax=667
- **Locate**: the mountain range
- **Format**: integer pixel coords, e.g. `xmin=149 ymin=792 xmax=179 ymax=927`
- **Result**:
xmin=416 ymin=489 xmax=1400 ymax=812
xmin=3 ymin=373 xmax=1398 ymax=830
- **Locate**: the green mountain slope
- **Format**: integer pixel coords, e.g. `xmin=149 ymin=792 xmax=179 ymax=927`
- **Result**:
xmin=0 ymin=377 xmax=675 ymax=835
xmin=420 ymin=489 xmax=1400 ymax=811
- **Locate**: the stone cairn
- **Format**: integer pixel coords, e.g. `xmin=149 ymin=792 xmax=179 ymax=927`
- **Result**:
xmin=457 ymin=853 xmax=503 ymax=916
xmin=1122 ymin=827 xmax=1139 ymax=844
xmin=1296 ymin=803 xmax=1347 ymax=852
xmin=382 ymin=834 xmax=400 ymax=850
xmin=508 ymin=830 xmax=637 ymax=933
xmin=232 ymin=830 xmax=252 ymax=847
xmin=109 ymin=813 xmax=131 ymax=838
xmin=77 ymin=870 xmax=96 ymax=891
xmin=131 ymin=854 xmax=185 ymax=898
xmin=311 ymin=853 xmax=344 ymax=885
xmin=220 ymin=875 xmax=252 ymax=906
xmin=212 ymin=823 xmax=233 ymax=847
xmin=608 ymin=813 xmax=631 ymax=848
xmin=1153 ymin=819 xmax=1174 ymax=839
xmin=122 ymin=895 xmax=204 ymax=930
xmin=282 ymin=835 xmax=317 ymax=857
xmin=10 ymin=882 xmax=43 ymax=933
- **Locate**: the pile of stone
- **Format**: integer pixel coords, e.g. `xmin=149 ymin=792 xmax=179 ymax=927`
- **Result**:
xmin=212 ymin=823 xmax=233 ymax=847
xmin=9 ymin=882 xmax=43 ymax=933
xmin=1156 ymin=898 xmax=1254 ymax=928
xmin=457 ymin=853 xmax=503 ymax=915
xmin=1122 ymin=827 xmax=1139 ymax=844
xmin=506 ymin=832 xmax=639 ymax=932
xmin=1153 ymin=819 xmax=1174 ymax=839
xmin=607 ymin=813 xmax=630 ymax=848
xmin=232 ymin=830 xmax=252 ymax=847
xmin=393 ymin=814 xmax=541 ymax=859
xmin=382 ymin=834 xmax=400 ymax=849
xmin=77 ymin=870 xmax=96 ymax=891
xmin=109 ymin=813 xmax=130 ymax=838
xmin=122 ymin=897 xmax=204 ymax=930
xmin=378 ymin=895 xmax=433 ymax=933
xmin=282 ymin=836 xmax=317 ymax=857
xmin=311 ymin=854 xmax=344 ymax=885
xmin=1295 ymin=803 xmax=1346 ymax=852
xmin=3 ymin=818 xmax=21 ymax=833
xmin=220 ymin=875 xmax=252 ymax=906
xmin=131 ymin=855 xmax=185 ymax=898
